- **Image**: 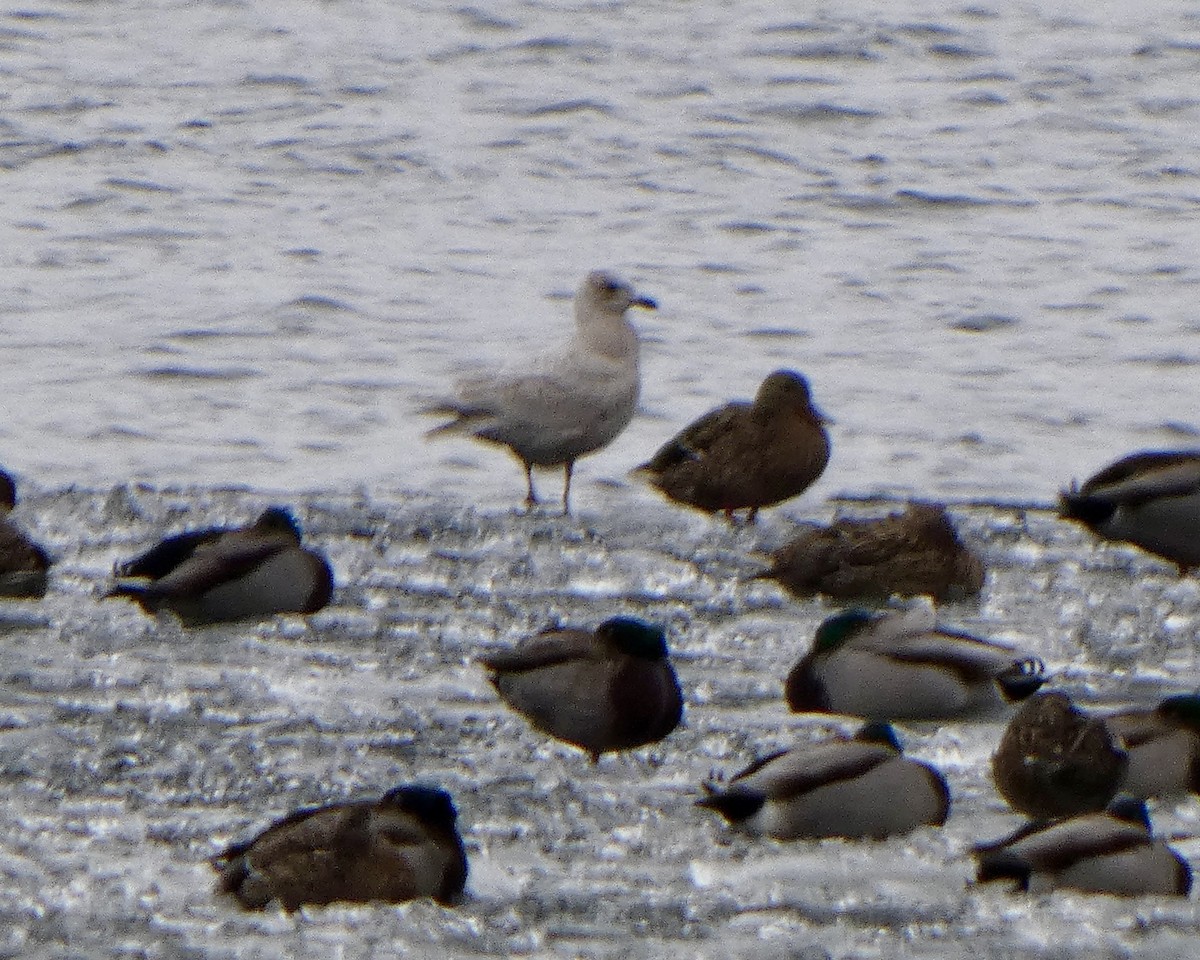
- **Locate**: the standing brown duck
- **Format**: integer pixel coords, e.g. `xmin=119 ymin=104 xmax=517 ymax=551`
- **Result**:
xmin=0 ymin=469 xmax=50 ymax=599
xmin=633 ymin=370 xmax=830 ymax=523
xmin=756 ymin=501 xmax=985 ymax=603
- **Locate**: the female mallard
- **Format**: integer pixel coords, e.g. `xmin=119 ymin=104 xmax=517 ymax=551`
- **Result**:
xmin=992 ymin=692 xmax=1128 ymax=819
xmin=1103 ymin=694 xmax=1200 ymax=799
xmin=975 ymin=796 xmax=1191 ymax=896
xmin=756 ymin=502 xmax=985 ymax=604
xmin=696 ymin=722 xmax=949 ymax=840
xmin=479 ymin=616 xmax=683 ymax=763
xmin=214 ymin=784 xmax=468 ymax=910
xmin=106 ymin=506 xmax=333 ymax=625
xmin=632 ymin=370 xmax=830 ymax=523
xmin=1059 ymin=449 xmax=1200 ymax=573
xmin=785 ymin=603 xmax=1046 ymax=722
xmin=0 ymin=469 xmax=50 ymax=599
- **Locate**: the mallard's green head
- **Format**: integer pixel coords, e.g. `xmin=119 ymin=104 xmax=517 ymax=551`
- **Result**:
xmin=598 ymin=616 xmax=669 ymax=660
xmin=256 ymin=506 xmax=303 ymax=540
xmin=1156 ymin=694 xmax=1200 ymax=733
xmin=855 ymin=721 xmax=902 ymax=751
xmin=812 ymin=609 xmax=875 ymax=654
xmin=1106 ymin=794 xmax=1151 ymax=830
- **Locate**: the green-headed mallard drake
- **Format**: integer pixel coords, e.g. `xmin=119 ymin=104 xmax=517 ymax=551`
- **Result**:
xmin=1059 ymin=450 xmax=1200 ymax=574
xmin=992 ymin=691 xmax=1128 ymax=819
xmin=696 ymin=722 xmax=949 ymax=840
xmin=106 ymin=506 xmax=333 ymax=625
xmin=424 ymin=270 xmax=656 ymax=515
xmin=1103 ymin=693 xmax=1200 ymax=799
xmin=214 ymin=784 xmax=468 ymax=911
xmin=0 ymin=469 xmax=50 ymax=599
xmin=785 ymin=603 xmax=1046 ymax=722
xmin=756 ymin=502 xmax=985 ymax=604
xmin=975 ymin=795 xmax=1191 ymax=896
xmin=479 ymin=616 xmax=683 ymax=763
xmin=632 ymin=370 xmax=830 ymax=523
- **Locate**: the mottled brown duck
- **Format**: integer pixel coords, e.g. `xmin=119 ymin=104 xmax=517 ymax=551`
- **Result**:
xmin=214 ymin=785 xmax=468 ymax=911
xmin=757 ymin=501 xmax=985 ymax=604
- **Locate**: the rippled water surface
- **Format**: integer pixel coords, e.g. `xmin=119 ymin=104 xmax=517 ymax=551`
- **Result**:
xmin=5 ymin=0 xmax=1200 ymax=507
xmin=5 ymin=0 xmax=1200 ymax=956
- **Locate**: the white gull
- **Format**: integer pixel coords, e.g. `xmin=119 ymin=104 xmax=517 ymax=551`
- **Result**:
xmin=425 ymin=270 xmax=656 ymax=514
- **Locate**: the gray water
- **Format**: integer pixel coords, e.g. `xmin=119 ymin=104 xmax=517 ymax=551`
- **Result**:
xmin=5 ymin=0 xmax=1200 ymax=956
xmin=5 ymin=0 xmax=1200 ymax=507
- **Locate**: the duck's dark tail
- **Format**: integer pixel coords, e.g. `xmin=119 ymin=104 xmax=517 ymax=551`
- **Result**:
xmin=102 ymin=582 xmax=158 ymax=613
xmin=975 ymin=850 xmax=1032 ymax=891
xmin=997 ymin=657 xmax=1047 ymax=703
xmin=695 ymin=787 xmax=765 ymax=825
xmin=1058 ymin=484 xmax=1115 ymax=527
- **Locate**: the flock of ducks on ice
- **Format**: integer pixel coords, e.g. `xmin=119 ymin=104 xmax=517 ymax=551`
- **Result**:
xmin=5 ymin=269 xmax=1200 ymax=910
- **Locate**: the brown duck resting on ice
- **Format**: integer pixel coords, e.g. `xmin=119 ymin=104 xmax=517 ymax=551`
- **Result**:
xmin=991 ymin=692 xmax=1129 ymax=820
xmin=756 ymin=501 xmax=985 ymax=604
xmin=632 ymin=370 xmax=830 ymax=523
xmin=0 ymin=469 xmax=50 ymax=599
xmin=214 ymin=784 xmax=468 ymax=911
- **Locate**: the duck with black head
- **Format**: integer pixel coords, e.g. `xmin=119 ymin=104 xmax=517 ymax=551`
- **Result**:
xmin=1059 ymin=449 xmax=1200 ymax=574
xmin=974 ymin=795 xmax=1191 ymax=897
xmin=479 ymin=615 xmax=683 ymax=763
xmin=697 ymin=722 xmax=950 ymax=841
xmin=106 ymin=506 xmax=333 ymax=625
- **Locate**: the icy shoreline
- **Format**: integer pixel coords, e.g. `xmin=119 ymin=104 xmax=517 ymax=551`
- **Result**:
xmin=3 ymin=485 xmax=1200 ymax=959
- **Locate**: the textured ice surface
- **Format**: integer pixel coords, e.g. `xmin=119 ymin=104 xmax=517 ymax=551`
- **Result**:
xmin=3 ymin=485 xmax=1200 ymax=958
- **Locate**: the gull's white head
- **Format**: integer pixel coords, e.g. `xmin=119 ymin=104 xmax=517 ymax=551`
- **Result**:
xmin=580 ymin=270 xmax=658 ymax=318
